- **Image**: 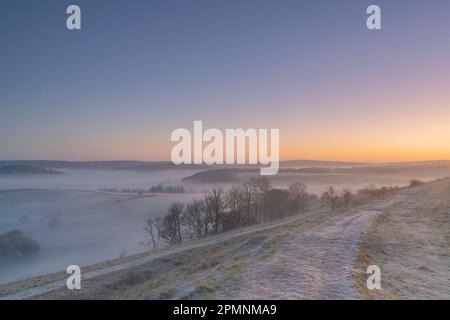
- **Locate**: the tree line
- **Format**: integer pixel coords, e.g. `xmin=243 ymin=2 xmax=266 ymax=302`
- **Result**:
xmin=142 ymin=178 xmax=316 ymax=248
xmin=143 ymin=178 xmax=409 ymax=249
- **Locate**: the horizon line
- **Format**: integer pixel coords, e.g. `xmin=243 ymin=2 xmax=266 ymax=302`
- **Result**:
xmin=1 ymin=159 xmax=450 ymax=164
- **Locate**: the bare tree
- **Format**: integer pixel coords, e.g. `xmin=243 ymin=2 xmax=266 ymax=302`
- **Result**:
xmin=161 ymin=203 xmax=184 ymax=245
xmin=322 ymin=186 xmax=334 ymax=209
xmin=252 ymin=176 xmax=271 ymax=194
xmin=289 ymin=182 xmax=308 ymax=212
xmin=342 ymin=189 xmax=353 ymax=209
xmin=226 ymin=185 xmax=244 ymax=227
xmin=321 ymin=186 xmax=343 ymax=209
xmin=143 ymin=216 xmax=162 ymax=249
xmin=205 ymin=187 xmax=227 ymax=234
xmin=225 ymin=177 xmax=271 ymax=228
xmin=239 ymin=180 xmax=255 ymax=226
xmin=250 ymin=177 xmax=271 ymax=223
xmin=182 ymin=199 xmax=207 ymax=238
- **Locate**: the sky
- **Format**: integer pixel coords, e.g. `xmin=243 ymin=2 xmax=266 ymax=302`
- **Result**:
xmin=1 ymin=0 xmax=450 ymax=162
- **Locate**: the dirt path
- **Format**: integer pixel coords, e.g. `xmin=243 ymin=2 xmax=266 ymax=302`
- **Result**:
xmin=224 ymin=212 xmax=379 ymax=299
xmin=209 ymin=199 xmax=397 ymax=299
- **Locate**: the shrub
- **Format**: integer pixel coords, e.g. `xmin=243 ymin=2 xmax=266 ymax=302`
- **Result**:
xmin=0 ymin=229 xmax=41 ymax=257
xmin=321 ymin=186 xmax=344 ymax=209
xmin=221 ymin=210 xmax=242 ymax=232
xmin=356 ymin=185 xmax=399 ymax=199
xmin=261 ymin=189 xmax=295 ymax=220
xmin=409 ymin=179 xmax=424 ymax=187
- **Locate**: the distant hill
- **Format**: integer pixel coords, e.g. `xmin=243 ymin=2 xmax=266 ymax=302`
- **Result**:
xmin=0 ymin=165 xmax=62 ymax=175
xmin=183 ymin=163 xmax=450 ymax=183
xmin=0 ymin=160 xmax=369 ymax=171
xmin=0 ymin=160 xmax=449 ymax=172
xmin=0 ymin=161 xmax=156 ymax=171
xmin=279 ymin=160 xmax=368 ymax=168
xmin=0 ymin=160 xmax=209 ymax=171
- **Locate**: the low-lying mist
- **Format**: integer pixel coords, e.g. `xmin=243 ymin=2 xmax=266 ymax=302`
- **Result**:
xmin=0 ymin=166 xmax=448 ymax=284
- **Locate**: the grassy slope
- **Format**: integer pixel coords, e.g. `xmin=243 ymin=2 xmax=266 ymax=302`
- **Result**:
xmin=354 ymin=178 xmax=450 ymax=299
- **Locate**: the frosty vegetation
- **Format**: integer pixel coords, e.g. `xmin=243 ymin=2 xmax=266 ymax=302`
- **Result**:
xmin=143 ymin=178 xmax=422 ymax=249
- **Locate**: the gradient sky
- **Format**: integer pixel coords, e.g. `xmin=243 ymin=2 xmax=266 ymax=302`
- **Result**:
xmin=1 ymin=0 xmax=450 ymax=162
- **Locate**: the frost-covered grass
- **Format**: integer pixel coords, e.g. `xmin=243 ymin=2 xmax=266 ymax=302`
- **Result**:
xmin=354 ymin=179 xmax=450 ymax=299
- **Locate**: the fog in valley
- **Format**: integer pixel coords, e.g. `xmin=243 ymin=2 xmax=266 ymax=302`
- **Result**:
xmin=1 ymin=164 xmax=449 ymax=284
xmin=0 ymin=168 xmax=201 ymax=284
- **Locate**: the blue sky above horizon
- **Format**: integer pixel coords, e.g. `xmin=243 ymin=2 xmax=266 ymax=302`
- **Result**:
xmin=1 ymin=0 xmax=450 ymax=161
